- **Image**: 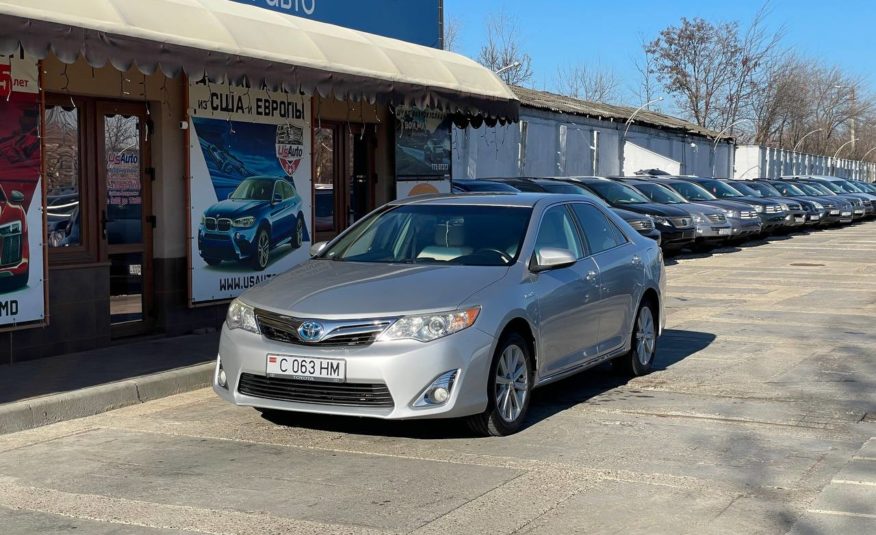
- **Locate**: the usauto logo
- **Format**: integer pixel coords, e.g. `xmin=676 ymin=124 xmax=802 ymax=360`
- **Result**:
xmin=297 ymin=321 xmax=323 ymax=342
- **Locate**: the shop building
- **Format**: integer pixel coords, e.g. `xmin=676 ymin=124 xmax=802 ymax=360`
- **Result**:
xmin=0 ymin=0 xmax=517 ymax=363
xmin=453 ymin=86 xmax=734 ymax=180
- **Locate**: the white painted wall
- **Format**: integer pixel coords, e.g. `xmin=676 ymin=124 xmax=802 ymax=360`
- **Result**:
xmin=732 ymin=145 xmax=876 ymax=181
xmin=624 ymin=142 xmax=681 ymax=175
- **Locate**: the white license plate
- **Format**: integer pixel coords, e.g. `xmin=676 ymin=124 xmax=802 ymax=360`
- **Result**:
xmin=830 ymin=210 xmax=840 ymax=215
xmin=795 ymin=216 xmax=805 ymax=222
xmin=811 ymin=215 xmax=820 ymax=220
xmin=267 ymin=355 xmax=346 ymax=382
xmin=842 ymin=212 xmax=852 ymax=216
xmin=718 ymin=228 xmax=732 ymax=235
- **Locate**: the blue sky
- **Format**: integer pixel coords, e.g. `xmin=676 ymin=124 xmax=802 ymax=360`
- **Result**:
xmin=444 ymin=0 xmax=875 ymax=107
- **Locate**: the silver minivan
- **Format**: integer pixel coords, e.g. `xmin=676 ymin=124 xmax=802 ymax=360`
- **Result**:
xmin=214 ymin=193 xmax=665 ymax=436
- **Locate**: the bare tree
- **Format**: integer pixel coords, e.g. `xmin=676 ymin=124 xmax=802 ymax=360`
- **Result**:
xmin=443 ymin=15 xmax=462 ymax=52
xmin=632 ymin=37 xmax=660 ymax=110
xmin=555 ymin=63 xmax=619 ymax=103
xmin=477 ymin=11 xmax=533 ymax=86
xmin=646 ymin=6 xmax=782 ymax=132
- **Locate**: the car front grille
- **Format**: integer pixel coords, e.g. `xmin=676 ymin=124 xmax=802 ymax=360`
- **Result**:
xmin=740 ymin=210 xmax=758 ymax=219
xmin=238 ymin=373 xmax=394 ymax=407
xmin=217 ymin=218 xmax=232 ymax=231
xmin=670 ymin=217 xmax=692 ymax=228
xmin=706 ymin=213 xmax=726 ymax=223
xmin=0 ymin=232 xmax=22 ymax=266
xmin=255 ymin=308 xmax=392 ymax=347
xmin=628 ymin=219 xmax=654 ymax=231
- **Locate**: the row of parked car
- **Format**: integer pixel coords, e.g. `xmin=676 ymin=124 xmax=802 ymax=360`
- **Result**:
xmin=452 ymin=174 xmax=876 ymax=253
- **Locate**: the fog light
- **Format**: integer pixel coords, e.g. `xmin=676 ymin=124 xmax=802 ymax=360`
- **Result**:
xmin=429 ymin=387 xmax=449 ymax=403
xmin=218 ymin=369 xmax=227 ymax=387
xmin=412 ymin=370 xmax=458 ymax=408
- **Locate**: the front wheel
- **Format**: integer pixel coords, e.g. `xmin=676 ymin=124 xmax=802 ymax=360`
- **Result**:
xmin=291 ymin=213 xmax=304 ymax=249
xmin=616 ymin=301 xmax=658 ymax=377
xmin=251 ymin=227 xmax=270 ymax=271
xmin=467 ymin=332 xmax=533 ymax=437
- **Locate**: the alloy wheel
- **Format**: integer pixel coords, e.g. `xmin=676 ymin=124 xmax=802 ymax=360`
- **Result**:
xmin=635 ymin=306 xmax=656 ymax=366
xmin=495 ymin=344 xmax=528 ymax=423
xmin=258 ymin=232 xmax=270 ymax=267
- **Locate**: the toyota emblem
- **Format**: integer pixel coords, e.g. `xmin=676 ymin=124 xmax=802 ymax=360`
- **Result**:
xmin=297 ymin=321 xmax=324 ymax=342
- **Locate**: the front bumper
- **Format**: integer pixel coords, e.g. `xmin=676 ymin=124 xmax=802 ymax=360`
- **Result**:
xmin=198 ymin=226 xmax=258 ymax=261
xmin=783 ymin=210 xmax=807 ymax=227
xmin=758 ymin=212 xmax=787 ymax=230
xmin=214 ymin=323 xmax=497 ymax=420
xmin=694 ymin=222 xmax=734 ymax=240
xmin=727 ymin=217 xmax=762 ymax=237
xmin=657 ymin=226 xmax=696 ymax=247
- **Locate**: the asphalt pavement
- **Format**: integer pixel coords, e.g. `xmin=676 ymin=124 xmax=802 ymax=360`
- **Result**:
xmin=0 ymin=222 xmax=874 ymax=534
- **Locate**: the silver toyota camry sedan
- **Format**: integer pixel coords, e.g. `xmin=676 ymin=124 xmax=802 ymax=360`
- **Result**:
xmin=214 ymin=193 xmax=665 ymax=436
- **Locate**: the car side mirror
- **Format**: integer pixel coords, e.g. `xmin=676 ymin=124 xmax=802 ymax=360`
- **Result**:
xmin=530 ymin=247 xmax=577 ymax=273
xmin=310 ymin=241 xmax=328 ymax=257
xmin=10 ymin=190 xmax=24 ymax=204
xmin=272 ymin=193 xmax=283 ymax=204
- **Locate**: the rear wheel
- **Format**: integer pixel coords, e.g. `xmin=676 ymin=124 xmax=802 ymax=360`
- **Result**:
xmin=467 ymin=332 xmax=533 ymax=437
xmin=616 ymin=301 xmax=657 ymax=377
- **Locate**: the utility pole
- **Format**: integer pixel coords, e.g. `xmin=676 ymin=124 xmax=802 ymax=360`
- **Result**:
xmin=851 ymin=86 xmax=856 ymax=154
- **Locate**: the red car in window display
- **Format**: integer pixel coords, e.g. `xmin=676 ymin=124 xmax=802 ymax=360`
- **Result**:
xmin=0 ymin=184 xmax=29 ymax=293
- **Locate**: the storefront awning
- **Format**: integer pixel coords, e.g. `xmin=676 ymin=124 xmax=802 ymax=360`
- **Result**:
xmin=0 ymin=0 xmax=518 ymax=124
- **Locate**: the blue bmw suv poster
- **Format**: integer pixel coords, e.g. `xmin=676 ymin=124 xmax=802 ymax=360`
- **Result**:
xmin=188 ymin=83 xmax=312 ymax=304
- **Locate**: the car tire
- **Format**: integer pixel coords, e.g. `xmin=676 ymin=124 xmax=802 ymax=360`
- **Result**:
xmin=291 ymin=213 xmax=304 ymax=249
xmin=203 ymin=257 xmax=222 ymax=266
xmin=251 ymin=227 xmax=270 ymax=271
xmin=616 ymin=300 xmax=658 ymax=377
xmin=467 ymin=332 xmax=533 ymax=437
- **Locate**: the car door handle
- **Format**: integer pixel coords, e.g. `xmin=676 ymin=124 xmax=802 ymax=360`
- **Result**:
xmin=585 ymin=270 xmax=598 ymax=282
xmin=631 ymin=255 xmax=642 ymax=265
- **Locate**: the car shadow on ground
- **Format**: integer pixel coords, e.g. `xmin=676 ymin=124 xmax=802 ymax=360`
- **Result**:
xmin=259 ymin=328 xmax=716 ymax=439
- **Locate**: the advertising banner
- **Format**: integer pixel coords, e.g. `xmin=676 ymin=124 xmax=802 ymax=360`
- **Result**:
xmin=188 ymin=82 xmax=312 ymax=304
xmin=395 ymin=106 xmax=452 ymax=179
xmin=232 ymin=0 xmax=442 ymax=48
xmin=0 ymin=51 xmax=45 ymax=328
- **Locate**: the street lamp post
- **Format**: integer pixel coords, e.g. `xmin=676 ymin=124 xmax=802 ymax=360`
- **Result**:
xmin=620 ymin=97 xmax=663 ymax=174
xmin=711 ymin=119 xmax=752 ymax=177
xmin=792 ymin=128 xmax=822 ymax=175
xmin=494 ymin=61 xmax=521 ymax=75
xmin=831 ymin=138 xmax=858 ymax=175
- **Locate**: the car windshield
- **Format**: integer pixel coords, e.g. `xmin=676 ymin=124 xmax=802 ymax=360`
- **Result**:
xmin=805 ymin=183 xmax=835 ymax=195
xmin=538 ymin=182 xmax=609 ymax=206
xmin=747 ymin=182 xmax=781 ymax=197
xmin=668 ymin=181 xmax=717 ymax=201
xmin=814 ymin=180 xmax=843 ymax=193
xmin=839 ymin=181 xmax=864 ymax=193
xmin=320 ymin=204 xmax=532 ymax=266
xmin=858 ymin=182 xmax=876 ymax=193
xmin=458 ymin=181 xmax=518 ymax=192
xmin=730 ymin=182 xmax=762 ymax=197
xmin=772 ymin=182 xmax=804 ymax=196
xmin=230 ymin=179 xmax=274 ymax=201
xmin=795 ymin=183 xmax=822 ymax=195
xmin=631 ymin=182 xmax=688 ymax=204
xmin=586 ymin=181 xmax=650 ymax=205
xmin=700 ymin=180 xmax=744 ymax=198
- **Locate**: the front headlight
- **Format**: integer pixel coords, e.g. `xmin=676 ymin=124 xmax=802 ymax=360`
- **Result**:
xmin=781 ymin=203 xmax=789 ymax=211
xmin=232 ymin=216 xmax=256 ymax=228
xmin=378 ymin=306 xmax=480 ymax=343
xmin=754 ymin=205 xmax=764 ymax=213
xmin=811 ymin=201 xmax=823 ymax=210
xmin=722 ymin=209 xmax=739 ymax=218
xmin=652 ymin=216 xmax=670 ymax=227
xmin=200 ymin=214 xmax=205 ymax=226
xmin=692 ymin=213 xmax=705 ymax=224
xmin=226 ymin=298 xmax=260 ymax=333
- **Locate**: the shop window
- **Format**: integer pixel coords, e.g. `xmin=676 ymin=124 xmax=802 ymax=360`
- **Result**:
xmin=314 ymin=127 xmax=336 ymax=233
xmin=45 ymin=104 xmax=82 ymax=249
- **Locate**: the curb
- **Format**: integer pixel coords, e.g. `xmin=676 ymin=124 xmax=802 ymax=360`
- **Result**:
xmin=0 ymin=362 xmax=214 ymax=436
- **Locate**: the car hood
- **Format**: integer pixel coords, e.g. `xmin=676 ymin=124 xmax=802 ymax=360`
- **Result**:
xmin=241 ymin=260 xmax=510 ymax=318
xmin=204 ymin=198 xmax=265 ymax=218
xmin=694 ymin=199 xmax=758 ymax=212
xmin=719 ymin=196 xmax=777 ymax=207
xmin=684 ymin=202 xmax=724 ymax=216
xmin=610 ymin=202 xmax=690 ymax=217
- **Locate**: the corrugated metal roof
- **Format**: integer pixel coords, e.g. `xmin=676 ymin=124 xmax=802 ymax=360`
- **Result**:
xmin=512 ymin=86 xmax=730 ymax=140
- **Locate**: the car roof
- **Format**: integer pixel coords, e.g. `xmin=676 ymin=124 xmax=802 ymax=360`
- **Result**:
xmin=390 ymin=192 xmax=589 ymax=208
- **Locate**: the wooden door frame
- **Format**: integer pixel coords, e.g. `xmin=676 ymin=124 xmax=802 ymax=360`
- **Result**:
xmin=95 ymin=101 xmax=154 ymax=337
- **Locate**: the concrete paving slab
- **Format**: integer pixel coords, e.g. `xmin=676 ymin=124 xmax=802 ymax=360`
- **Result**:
xmin=0 ymin=506 xmax=188 ymax=535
